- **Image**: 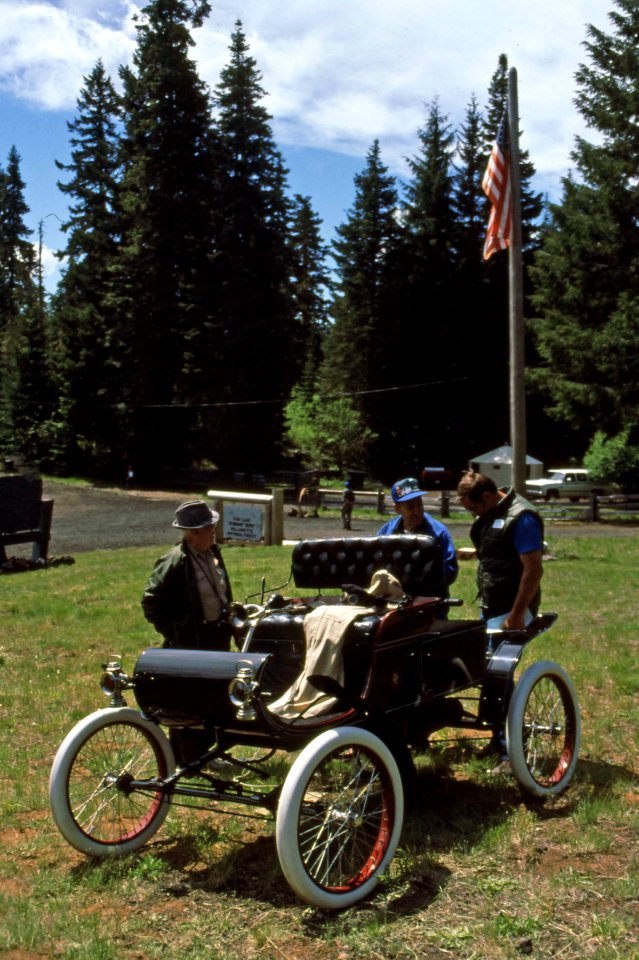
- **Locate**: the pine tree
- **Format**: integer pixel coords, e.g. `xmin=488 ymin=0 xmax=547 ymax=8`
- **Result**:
xmin=531 ymin=0 xmax=639 ymax=445
xmin=396 ymin=100 xmax=459 ymax=470
xmin=322 ymin=140 xmax=402 ymax=473
xmin=49 ymin=60 xmax=122 ymax=473
xmin=404 ymin=98 xmax=457 ymax=277
xmin=209 ymin=20 xmax=298 ymax=472
xmin=448 ymin=94 xmax=504 ymax=460
xmin=0 ymin=147 xmax=40 ymax=457
xmin=326 ymin=141 xmax=401 ymax=391
xmin=453 ymin=94 xmax=486 ymax=264
xmin=288 ymin=194 xmax=331 ymax=395
xmin=111 ymin=0 xmax=218 ymax=477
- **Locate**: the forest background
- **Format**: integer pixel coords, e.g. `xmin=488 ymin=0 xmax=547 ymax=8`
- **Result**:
xmin=0 ymin=0 xmax=638 ymax=489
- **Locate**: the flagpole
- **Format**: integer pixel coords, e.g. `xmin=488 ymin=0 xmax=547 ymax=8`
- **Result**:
xmin=507 ymin=67 xmax=526 ymax=492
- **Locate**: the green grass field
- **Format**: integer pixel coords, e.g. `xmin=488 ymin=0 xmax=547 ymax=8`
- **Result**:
xmin=1 ymin=534 xmax=638 ymax=959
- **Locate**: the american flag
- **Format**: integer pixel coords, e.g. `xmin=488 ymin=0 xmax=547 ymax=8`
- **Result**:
xmin=482 ymin=112 xmax=512 ymax=260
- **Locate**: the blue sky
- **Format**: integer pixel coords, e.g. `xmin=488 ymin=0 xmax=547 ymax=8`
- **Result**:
xmin=0 ymin=0 xmax=611 ymax=289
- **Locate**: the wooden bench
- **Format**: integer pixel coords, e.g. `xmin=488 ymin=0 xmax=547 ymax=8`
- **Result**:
xmin=0 ymin=475 xmax=54 ymax=564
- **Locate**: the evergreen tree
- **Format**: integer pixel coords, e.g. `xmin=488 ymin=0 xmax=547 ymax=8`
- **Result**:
xmin=49 ymin=60 xmax=122 ymax=473
xmin=326 ymin=140 xmax=401 ymax=393
xmin=448 ymin=94 xmax=501 ymax=460
xmin=111 ymin=0 xmax=218 ymax=477
xmin=209 ymin=20 xmax=298 ymax=472
xmin=322 ymin=140 xmax=403 ymax=473
xmin=531 ymin=1 xmax=639 ymax=447
xmin=397 ymin=100 xmax=459 ymax=470
xmin=404 ymin=98 xmax=457 ymax=277
xmin=0 ymin=147 xmax=35 ymax=331
xmin=0 ymin=147 xmax=40 ymax=456
xmin=288 ymin=194 xmax=331 ymax=395
xmin=453 ymin=95 xmax=486 ymax=263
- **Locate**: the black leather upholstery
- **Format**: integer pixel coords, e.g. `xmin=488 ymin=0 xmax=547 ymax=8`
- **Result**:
xmin=291 ymin=535 xmax=443 ymax=594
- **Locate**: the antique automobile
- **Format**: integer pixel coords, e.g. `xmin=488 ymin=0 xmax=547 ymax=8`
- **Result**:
xmin=49 ymin=535 xmax=581 ymax=910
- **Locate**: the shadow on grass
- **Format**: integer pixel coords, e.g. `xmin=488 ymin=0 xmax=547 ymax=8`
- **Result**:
xmin=68 ymin=752 xmax=628 ymax=919
xmin=572 ymin=756 xmax=638 ymax=789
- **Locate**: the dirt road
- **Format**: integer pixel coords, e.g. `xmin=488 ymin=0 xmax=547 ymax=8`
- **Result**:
xmin=5 ymin=479 xmax=635 ymax=560
xmin=38 ymin=480 xmax=392 ymax=555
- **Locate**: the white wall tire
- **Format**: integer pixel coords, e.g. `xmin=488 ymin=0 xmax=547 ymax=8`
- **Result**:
xmin=49 ymin=708 xmax=175 ymax=857
xmin=276 ymin=726 xmax=404 ymax=910
xmin=506 ymin=661 xmax=581 ymax=798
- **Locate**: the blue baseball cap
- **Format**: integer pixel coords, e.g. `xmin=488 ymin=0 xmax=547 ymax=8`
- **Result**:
xmin=391 ymin=477 xmax=423 ymax=503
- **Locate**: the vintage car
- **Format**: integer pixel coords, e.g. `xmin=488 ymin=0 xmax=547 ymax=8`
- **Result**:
xmin=49 ymin=535 xmax=581 ymax=910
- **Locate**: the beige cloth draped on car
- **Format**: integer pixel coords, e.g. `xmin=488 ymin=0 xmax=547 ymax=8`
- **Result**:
xmin=268 ymin=570 xmax=404 ymax=719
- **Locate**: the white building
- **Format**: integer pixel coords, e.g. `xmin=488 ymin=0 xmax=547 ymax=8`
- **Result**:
xmin=469 ymin=445 xmax=544 ymax=486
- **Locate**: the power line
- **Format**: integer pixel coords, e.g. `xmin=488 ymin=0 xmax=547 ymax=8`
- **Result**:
xmin=135 ymin=374 xmax=473 ymax=409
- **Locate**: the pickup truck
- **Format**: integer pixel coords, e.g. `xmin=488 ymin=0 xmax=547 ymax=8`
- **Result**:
xmin=525 ymin=469 xmax=617 ymax=502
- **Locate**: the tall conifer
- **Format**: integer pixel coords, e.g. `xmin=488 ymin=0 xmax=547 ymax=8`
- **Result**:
xmin=398 ymin=100 xmax=458 ymax=469
xmin=49 ymin=60 xmax=122 ymax=473
xmin=210 ymin=21 xmax=297 ymax=472
xmin=112 ymin=0 xmax=217 ymax=476
xmin=289 ymin=194 xmax=331 ymax=395
xmin=531 ymin=0 xmax=639 ymax=444
xmin=0 ymin=148 xmax=40 ymax=456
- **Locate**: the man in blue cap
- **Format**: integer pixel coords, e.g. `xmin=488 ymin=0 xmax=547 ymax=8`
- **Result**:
xmin=378 ymin=477 xmax=458 ymax=598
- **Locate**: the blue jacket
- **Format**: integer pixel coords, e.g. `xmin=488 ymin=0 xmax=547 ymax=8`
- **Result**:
xmin=377 ymin=513 xmax=458 ymax=588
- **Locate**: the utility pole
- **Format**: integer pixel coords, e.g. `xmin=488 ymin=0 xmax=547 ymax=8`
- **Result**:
xmin=507 ymin=68 xmax=527 ymax=492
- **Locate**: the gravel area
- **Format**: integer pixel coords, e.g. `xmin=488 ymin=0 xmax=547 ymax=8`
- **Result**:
xmin=3 ymin=479 xmax=636 ymax=561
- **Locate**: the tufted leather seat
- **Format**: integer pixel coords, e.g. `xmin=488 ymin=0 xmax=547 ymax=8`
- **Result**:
xmin=291 ymin=535 xmax=443 ymax=596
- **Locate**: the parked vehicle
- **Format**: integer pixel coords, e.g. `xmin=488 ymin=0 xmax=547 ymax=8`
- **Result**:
xmin=526 ymin=468 xmax=617 ymax=502
xmin=49 ymin=535 xmax=581 ymax=910
xmin=420 ymin=466 xmax=453 ymax=490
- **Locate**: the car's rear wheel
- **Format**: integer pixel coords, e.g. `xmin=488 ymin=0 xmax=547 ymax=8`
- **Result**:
xmin=506 ymin=661 xmax=580 ymax=799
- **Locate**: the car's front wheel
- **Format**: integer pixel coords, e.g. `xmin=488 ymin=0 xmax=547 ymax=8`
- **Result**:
xmin=276 ymin=727 xmax=404 ymax=909
xmin=49 ymin=708 xmax=174 ymax=857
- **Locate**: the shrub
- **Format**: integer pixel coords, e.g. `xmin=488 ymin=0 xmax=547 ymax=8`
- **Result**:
xmin=584 ymin=430 xmax=639 ymax=491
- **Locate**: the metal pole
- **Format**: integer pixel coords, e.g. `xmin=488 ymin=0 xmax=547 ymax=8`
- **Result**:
xmin=508 ymin=67 xmax=527 ymax=492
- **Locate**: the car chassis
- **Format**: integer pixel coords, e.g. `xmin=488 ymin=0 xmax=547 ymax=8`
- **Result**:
xmin=49 ymin=535 xmax=581 ymax=910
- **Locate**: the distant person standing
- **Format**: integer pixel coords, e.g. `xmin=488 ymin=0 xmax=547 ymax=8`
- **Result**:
xmin=341 ymin=480 xmax=355 ymax=529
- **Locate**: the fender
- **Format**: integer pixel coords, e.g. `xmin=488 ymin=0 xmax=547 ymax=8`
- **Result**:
xmin=478 ymin=613 xmax=558 ymax=727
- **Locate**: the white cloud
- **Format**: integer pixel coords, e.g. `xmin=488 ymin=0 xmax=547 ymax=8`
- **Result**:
xmin=192 ymin=0 xmax=611 ymax=186
xmin=38 ymin=241 xmax=64 ymax=287
xmin=0 ymin=0 xmax=137 ymax=109
xmin=0 ymin=0 xmax=613 ymax=189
